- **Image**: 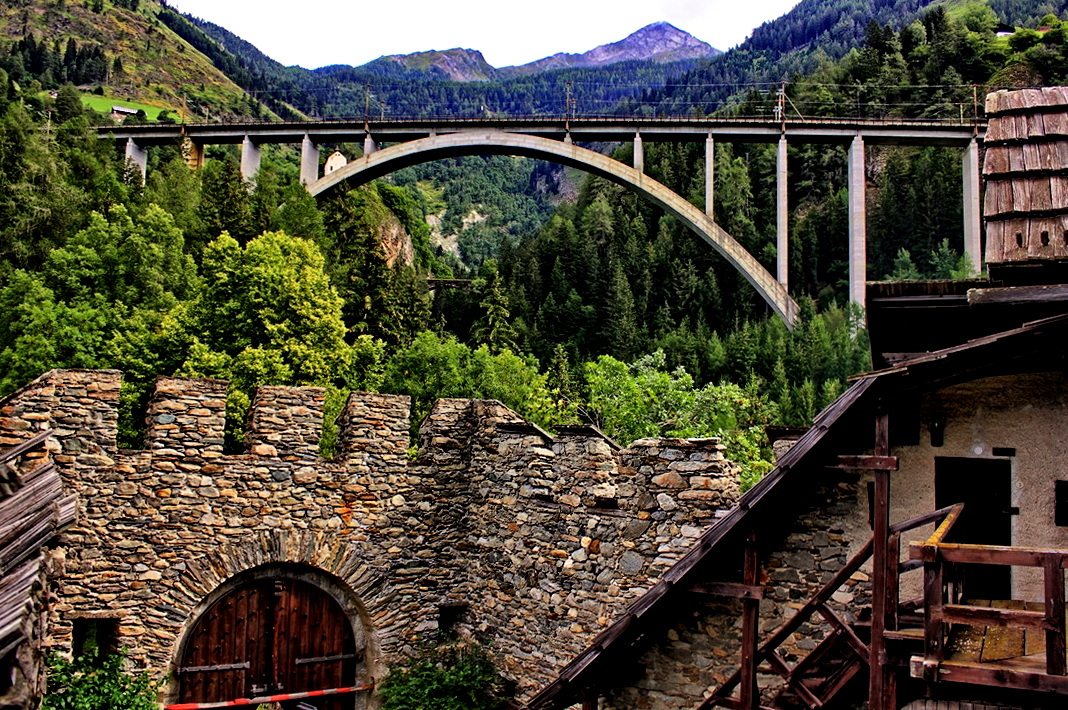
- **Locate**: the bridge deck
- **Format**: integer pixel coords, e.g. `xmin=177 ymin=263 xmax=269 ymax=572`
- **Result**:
xmin=100 ymin=116 xmax=986 ymax=147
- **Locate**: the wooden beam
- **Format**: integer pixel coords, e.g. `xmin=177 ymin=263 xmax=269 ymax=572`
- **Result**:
xmin=739 ymin=533 xmax=760 ymax=710
xmin=0 ymin=430 xmax=51 ymax=466
xmin=910 ymin=541 xmax=1068 ymax=567
xmin=967 ymin=283 xmax=1068 ymax=305
xmin=689 ymin=582 xmax=764 ymax=600
xmin=816 ymin=603 xmax=870 ymax=660
xmin=909 ymin=656 xmax=1068 ymax=693
xmin=942 ymin=603 xmax=1050 ymax=630
xmin=922 ymin=555 xmax=944 ymax=683
xmin=869 ymin=410 xmax=895 ymax=710
xmin=830 ymin=455 xmax=899 ymax=471
xmin=1045 ymin=556 xmax=1067 ymax=675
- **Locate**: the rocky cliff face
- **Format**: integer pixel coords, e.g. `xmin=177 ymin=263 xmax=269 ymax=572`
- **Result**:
xmin=378 ymin=211 xmax=416 ymax=268
xmin=505 ymin=22 xmax=718 ymax=75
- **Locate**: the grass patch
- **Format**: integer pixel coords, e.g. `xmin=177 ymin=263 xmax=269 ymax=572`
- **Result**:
xmin=79 ymin=93 xmax=184 ymax=121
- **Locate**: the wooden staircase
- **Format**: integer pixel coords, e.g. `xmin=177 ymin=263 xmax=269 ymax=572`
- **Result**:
xmin=697 ymin=507 xmax=956 ymax=710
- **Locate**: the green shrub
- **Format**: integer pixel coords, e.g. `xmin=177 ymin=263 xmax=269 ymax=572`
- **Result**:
xmin=43 ymin=650 xmax=158 ymax=710
xmin=378 ymin=643 xmax=508 ymax=710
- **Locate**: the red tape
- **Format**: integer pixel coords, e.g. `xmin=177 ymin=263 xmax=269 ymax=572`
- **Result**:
xmin=164 ymin=684 xmax=373 ymax=709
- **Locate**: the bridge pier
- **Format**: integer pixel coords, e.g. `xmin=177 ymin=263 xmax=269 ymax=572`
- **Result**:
xmin=301 ymin=135 xmax=319 ymax=185
xmin=183 ymin=137 xmax=204 ymax=171
xmin=124 ymin=138 xmax=147 ymax=180
xmin=240 ymin=136 xmax=261 ymax=181
xmin=848 ymin=135 xmax=867 ymax=311
xmin=777 ymin=136 xmax=789 ymax=290
xmin=963 ymin=137 xmax=982 ymax=274
xmin=705 ymin=135 xmax=714 ymax=218
xmin=634 ymin=132 xmax=644 ymax=174
xmin=363 ymin=134 xmax=378 ymax=156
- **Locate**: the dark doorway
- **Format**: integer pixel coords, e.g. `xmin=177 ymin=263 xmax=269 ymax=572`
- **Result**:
xmin=179 ymin=578 xmax=362 ymax=710
xmin=935 ymin=457 xmax=1013 ymax=600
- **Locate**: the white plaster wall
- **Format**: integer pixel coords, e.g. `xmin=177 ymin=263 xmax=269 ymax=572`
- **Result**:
xmin=892 ymin=372 xmax=1068 ymax=602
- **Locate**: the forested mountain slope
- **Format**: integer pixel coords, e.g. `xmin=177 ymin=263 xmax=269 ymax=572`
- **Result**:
xmin=0 ymin=0 xmax=260 ymax=119
xmin=3 ymin=0 xmax=1068 ymax=495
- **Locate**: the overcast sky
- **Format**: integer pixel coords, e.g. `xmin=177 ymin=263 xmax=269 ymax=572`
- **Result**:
xmin=165 ymin=0 xmax=802 ymax=70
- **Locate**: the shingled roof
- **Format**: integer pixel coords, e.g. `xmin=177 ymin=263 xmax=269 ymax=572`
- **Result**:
xmin=523 ymin=313 xmax=1068 ymax=709
xmin=984 ymin=87 xmax=1068 ymax=264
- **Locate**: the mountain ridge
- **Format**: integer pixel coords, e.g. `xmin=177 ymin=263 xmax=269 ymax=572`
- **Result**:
xmin=370 ymin=22 xmax=719 ymax=82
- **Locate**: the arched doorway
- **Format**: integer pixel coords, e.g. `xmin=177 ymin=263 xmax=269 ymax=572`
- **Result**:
xmin=178 ymin=576 xmax=364 ymax=709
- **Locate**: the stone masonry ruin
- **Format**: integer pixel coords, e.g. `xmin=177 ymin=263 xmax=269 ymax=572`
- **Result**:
xmin=0 ymin=368 xmax=742 ymax=705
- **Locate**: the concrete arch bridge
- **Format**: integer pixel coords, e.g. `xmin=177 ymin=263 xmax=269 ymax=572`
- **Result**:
xmin=102 ymin=117 xmax=987 ymax=325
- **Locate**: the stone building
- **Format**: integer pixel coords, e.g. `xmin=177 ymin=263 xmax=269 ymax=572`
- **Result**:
xmin=526 ymin=87 xmax=1068 ymax=710
xmin=0 ymin=369 xmax=740 ymax=708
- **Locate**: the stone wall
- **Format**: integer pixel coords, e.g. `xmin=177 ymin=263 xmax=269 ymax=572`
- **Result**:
xmin=0 ymin=370 xmax=742 ymax=705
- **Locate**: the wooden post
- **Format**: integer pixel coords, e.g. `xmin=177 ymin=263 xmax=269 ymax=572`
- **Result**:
xmin=922 ymin=546 xmax=944 ymax=682
xmin=1044 ymin=554 xmax=1066 ymax=676
xmin=739 ymin=533 xmax=760 ymax=710
xmin=869 ymin=411 xmax=895 ymax=710
xmin=887 ymin=533 xmax=901 ymax=632
xmin=581 ymin=699 xmax=598 ymax=710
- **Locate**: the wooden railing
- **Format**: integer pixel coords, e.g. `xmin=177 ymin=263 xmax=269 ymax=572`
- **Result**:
xmin=909 ymin=503 xmax=1068 ymax=681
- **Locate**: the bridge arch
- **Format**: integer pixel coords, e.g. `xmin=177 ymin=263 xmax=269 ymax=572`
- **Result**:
xmin=308 ymin=131 xmax=799 ymax=326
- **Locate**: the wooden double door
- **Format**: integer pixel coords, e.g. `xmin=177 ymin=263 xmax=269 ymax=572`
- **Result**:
xmin=179 ymin=578 xmax=362 ymax=709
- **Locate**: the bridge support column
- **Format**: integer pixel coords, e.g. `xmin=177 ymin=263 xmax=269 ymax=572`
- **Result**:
xmin=124 ymin=138 xmax=147 ymax=180
xmin=363 ymin=134 xmax=377 ymax=156
xmin=848 ymin=135 xmax=867 ymax=311
xmin=963 ymin=137 xmax=982 ymax=274
xmin=776 ymin=135 xmax=789 ymax=289
xmin=240 ymin=136 xmax=261 ymax=181
xmin=634 ymin=132 xmax=643 ymax=174
xmin=183 ymin=137 xmax=204 ymax=171
xmin=705 ymin=135 xmax=715 ymax=218
xmin=300 ymin=135 xmax=319 ymax=185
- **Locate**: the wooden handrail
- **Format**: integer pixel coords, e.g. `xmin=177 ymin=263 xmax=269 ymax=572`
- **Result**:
xmin=912 ymin=542 xmax=1068 ymax=568
xmin=909 ymin=501 xmax=1068 ymax=679
xmin=890 ymin=503 xmax=963 ymax=536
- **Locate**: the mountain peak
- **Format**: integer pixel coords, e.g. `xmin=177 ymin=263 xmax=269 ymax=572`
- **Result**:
xmin=506 ymin=22 xmax=718 ymax=75
xmin=379 ymin=48 xmax=496 ymax=82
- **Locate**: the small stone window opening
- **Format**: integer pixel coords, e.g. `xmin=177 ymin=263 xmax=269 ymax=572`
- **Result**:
xmin=1016 ymin=232 xmax=1024 ymax=248
xmin=1042 ymin=230 xmax=1050 ymax=246
xmin=438 ymin=602 xmax=469 ymax=639
xmin=1063 ymin=230 xmax=1068 ymax=247
xmin=592 ymin=496 xmax=619 ymax=510
xmin=71 ymin=618 xmax=119 ymax=665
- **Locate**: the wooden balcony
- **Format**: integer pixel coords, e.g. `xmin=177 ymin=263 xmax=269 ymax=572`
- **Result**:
xmin=907 ymin=504 xmax=1068 ymax=694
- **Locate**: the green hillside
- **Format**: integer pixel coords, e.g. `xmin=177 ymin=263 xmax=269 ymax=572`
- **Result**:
xmin=0 ymin=0 xmax=262 ymax=120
